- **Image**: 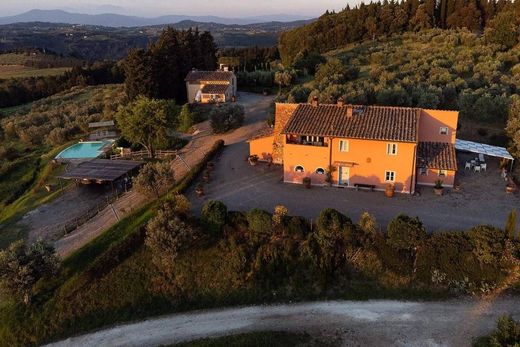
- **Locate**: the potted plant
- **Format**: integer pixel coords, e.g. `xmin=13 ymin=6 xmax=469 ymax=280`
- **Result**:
xmin=303 ymin=177 xmax=311 ymax=189
xmin=202 ymin=170 xmax=210 ymax=182
xmin=248 ymin=154 xmax=259 ymax=166
xmin=195 ymin=184 xmax=204 ymax=197
xmin=325 ymin=165 xmax=337 ymax=187
xmin=385 ymin=184 xmax=395 ymax=198
xmin=434 ymin=179 xmax=444 ymax=196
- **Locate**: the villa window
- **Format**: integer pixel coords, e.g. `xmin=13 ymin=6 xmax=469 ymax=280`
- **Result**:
xmin=339 ymin=140 xmax=349 ymax=152
xmin=386 ymin=143 xmax=398 ymax=155
xmin=295 ymin=165 xmax=305 ymax=173
xmin=315 ymin=167 xmax=325 ymax=175
xmin=419 ymin=167 xmax=428 ymax=176
xmin=440 ymin=127 xmax=449 ymax=135
xmin=438 ymin=170 xmax=447 ymax=177
xmin=385 ymin=170 xmax=396 ymax=182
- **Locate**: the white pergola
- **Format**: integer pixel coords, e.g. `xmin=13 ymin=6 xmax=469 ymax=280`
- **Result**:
xmin=455 ymin=139 xmax=515 ymax=170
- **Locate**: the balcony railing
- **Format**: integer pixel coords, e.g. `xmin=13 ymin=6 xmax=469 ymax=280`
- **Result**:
xmin=286 ymin=139 xmax=328 ymax=147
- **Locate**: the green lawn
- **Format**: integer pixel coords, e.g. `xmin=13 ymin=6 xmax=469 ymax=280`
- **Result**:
xmin=0 ymin=65 xmax=71 ymax=79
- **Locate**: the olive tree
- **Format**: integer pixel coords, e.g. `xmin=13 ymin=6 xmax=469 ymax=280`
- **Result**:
xmin=0 ymin=240 xmax=58 ymax=305
xmin=134 ymin=161 xmax=174 ymax=198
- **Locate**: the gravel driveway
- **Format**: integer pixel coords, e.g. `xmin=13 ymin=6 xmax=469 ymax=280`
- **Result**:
xmin=45 ymin=297 xmax=520 ymax=347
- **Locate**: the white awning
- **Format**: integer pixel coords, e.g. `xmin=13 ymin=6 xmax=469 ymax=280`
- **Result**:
xmin=455 ymin=139 xmax=514 ymax=161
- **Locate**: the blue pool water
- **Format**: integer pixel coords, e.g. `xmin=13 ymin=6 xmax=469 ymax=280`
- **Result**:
xmin=56 ymin=140 xmax=113 ymax=159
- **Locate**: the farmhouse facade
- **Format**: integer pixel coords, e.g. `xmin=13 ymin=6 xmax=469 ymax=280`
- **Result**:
xmin=249 ymin=98 xmax=459 ymax=194
xmin=185 ymin=70 xmax=237 ymax=103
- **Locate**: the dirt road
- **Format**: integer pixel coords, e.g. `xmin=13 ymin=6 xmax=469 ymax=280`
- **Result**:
xmin=46 ymin=297 xmax=520 ymax=347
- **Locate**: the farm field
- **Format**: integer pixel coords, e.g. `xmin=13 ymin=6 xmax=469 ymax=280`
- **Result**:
xmin=0 ymin=65 xmax=71 ymax=79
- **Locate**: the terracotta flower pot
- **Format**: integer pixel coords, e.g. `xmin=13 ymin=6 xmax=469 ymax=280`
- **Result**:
xmin=506 ymin=185 xmax=516 ymax=193
xmin=434 ymin=187 xmax=444 ymax=196
xmin=385 ymin=184 xmax=395 ymax=198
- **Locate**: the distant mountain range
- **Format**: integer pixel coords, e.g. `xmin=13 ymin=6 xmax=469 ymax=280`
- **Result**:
xmin=0 ymin=9 xmax=313 ymax=27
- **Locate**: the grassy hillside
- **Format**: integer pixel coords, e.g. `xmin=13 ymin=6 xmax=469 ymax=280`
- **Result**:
xmin=0 ymin=52 xmax=83 ymax=79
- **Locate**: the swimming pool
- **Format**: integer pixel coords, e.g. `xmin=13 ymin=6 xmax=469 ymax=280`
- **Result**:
xmin=56 ymin=140 xmax=113 ymax=159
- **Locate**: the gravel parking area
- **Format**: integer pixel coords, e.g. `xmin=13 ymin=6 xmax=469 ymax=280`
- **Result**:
xmin=191 ymin=141 xmax=519 ymax=232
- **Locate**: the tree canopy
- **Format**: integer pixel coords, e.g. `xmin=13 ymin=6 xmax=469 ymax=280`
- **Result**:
xmin=124 ymin=28 xmax=217 ymax=102
xmin=116 ymin=96 xmax=177 ymax=158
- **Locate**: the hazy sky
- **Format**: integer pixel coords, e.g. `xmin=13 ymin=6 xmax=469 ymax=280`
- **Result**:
xmin=1 ymin=0 xmax=355 ymax=17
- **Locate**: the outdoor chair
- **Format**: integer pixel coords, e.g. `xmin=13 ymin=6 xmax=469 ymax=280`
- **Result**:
xmin=480 ymin=163 xmax=487 ymax=171
xmin=474 ymin=165 xmax=481 ymax=173
xmin=465 ymin=162 xmax=471 ymax=170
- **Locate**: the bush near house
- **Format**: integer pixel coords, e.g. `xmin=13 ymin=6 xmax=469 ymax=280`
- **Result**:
xmin=209 ymin=104 xmax=245 ymax=133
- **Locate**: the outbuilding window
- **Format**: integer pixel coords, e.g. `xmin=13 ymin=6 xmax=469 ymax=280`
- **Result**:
xmin=440 ymin=127 xmax=449 ymax=135
xmin=419 ymin=167 xmax=428 ymax=176
xmin=315 ymin=167 xmax=325 ymax=175
xmin=438 ymin=170 xmax=447 ymax=177
xmin=295 ymin=165 xmax=305 ymax=173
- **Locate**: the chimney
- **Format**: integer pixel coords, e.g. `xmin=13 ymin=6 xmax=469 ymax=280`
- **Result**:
xmin=347 ymin=106 xmax=353 ymax=118
xmin=311 ymin=96 xmax=319 ymax=107
xmin=337 ymin=97 xmax=345 ymax=107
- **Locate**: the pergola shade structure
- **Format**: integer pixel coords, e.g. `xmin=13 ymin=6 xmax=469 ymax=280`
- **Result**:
xmin=58 ymin=159 xmax=144 ymax=184
xmin=455 ymin=139 xmax=514 ymax=170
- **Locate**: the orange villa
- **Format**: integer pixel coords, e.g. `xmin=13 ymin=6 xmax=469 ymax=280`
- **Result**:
xmin=248 ymin=97 xmax=459 ymax=194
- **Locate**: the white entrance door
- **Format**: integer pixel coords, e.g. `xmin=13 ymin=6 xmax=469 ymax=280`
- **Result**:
xmin=339 ymin=166 xmax=350 ymax=186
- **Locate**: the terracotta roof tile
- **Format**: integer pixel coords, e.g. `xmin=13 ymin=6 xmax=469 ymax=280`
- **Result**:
xmin=185 ymin=70 xmax=234 ymax=82
xmin=201 ymin=84 xmax=230 ymax=94
xmin=417 ymin=142 xmax=458 ymax=171
xmin=282 ymin=104 xmax=419 ymax=142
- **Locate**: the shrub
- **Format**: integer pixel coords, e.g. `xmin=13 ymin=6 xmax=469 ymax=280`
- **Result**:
xmin=178 ymin=104 xmax=194 ymax=132
xmin=505 ymin=209 xmax=517 ymax=240
xmin=201 ymin=200 xmax=228 ymax=237
xmin=387 ymin=214 xmax=427 ymax=251
xmin=476 ymin=315 xmax=520 ymax=347
xmin=134 ymin=161 xmax=174 ymax=198
xmin=161 ymin=194 xmax=192 ymax=219
xmin=272 ymin=205 xmax=289 ymax=226
xmin=210 ymin=104 xmax=245 ymax=133
xmin=467 ymin=225 xmax=508 ymax=265
xmin=246 ymin=209 xmax=273 ymax=244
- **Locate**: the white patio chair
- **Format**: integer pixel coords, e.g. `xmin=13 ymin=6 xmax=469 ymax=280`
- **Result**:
xmin=465 ymin=162 xmax=471 ymax=170
xmin=474 ymin=165 xmax=481 ymax=173
xmin=480 ymin=163 xmax=487 ymax=171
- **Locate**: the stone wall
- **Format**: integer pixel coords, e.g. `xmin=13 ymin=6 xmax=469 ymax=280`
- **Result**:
xmin=273 ymin=103 xmax=299 ymax=164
